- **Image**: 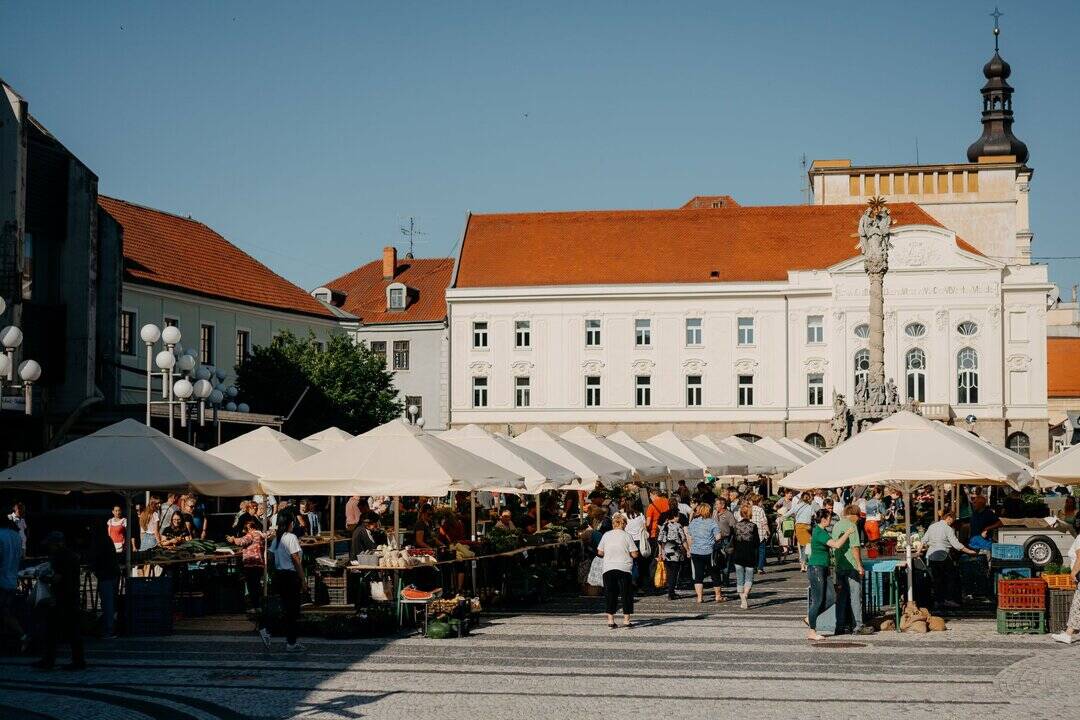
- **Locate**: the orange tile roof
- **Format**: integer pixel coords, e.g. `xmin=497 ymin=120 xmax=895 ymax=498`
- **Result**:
xmin=323 ymin=256 xmax=454 ymax=324
xmin=1048 ymin=337 xmax=1080 ymax=398
xmin=101 ymin=196 xmax=336 ymax=319
xmin=455 ymin=202 xmax=980 ymax=288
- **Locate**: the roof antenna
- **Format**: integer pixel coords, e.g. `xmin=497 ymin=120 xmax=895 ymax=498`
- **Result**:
xmin=800 ymin=154 xmax=810 ymax=205
xmin=400 ymin=217 xmax=426 ymax=259
xmin=915 ymin=137 xmax=920 ymax=165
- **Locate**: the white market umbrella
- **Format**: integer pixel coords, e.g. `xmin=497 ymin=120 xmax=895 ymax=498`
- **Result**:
xmin=647 ymin=431 xmax=748 ymax=476
xmin=779 ymin=411 xmax=1033 ymax=602
xmin=607 ymin=431 xmax=704 ymax=484
xmin=1035 ymin=443 xmax=1080 ymax=487
xmin=755 ymin=436 xmax=813 ymax=468
xmin=721 ymin=435 xmax=796 ymax=474
xmin=561 ymin=427 xmax=669 ymax=483
xmin=260 ymin=418 xmax=523 ymax=497
xmin=208 ymin=426 xmax=319 ymax=477
xmin=780 ymin=436 xmax=824 ymax=459
xmin=441 ymin=425 xmax=575 ymax=493
xmin=301 ymin=426 xmax=354 ymax=452
xmin=512 ymin=427 xmax=631 ymax=491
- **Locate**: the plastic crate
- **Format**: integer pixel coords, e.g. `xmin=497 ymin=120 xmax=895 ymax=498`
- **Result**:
xmin=1042 ymin=573 xmax=1077 ymax=591
xmin=991 ymin=543 xmax=1024 ymax=561
xmin=993 ymin=566 xmax=1032 ymax=591
xmin=996 ymin=609 xmax=1045 ymax=635
xmin=997 ymin=578 xmax=1047 ymax=610
xmin=321 ymin=576 xmax=348 ymax=606
xmin=1048 ymin=589 xmax=1074 ymax=633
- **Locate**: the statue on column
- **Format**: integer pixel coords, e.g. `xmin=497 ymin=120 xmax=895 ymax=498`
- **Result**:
xmin=858 ymin=197 xmax=893 ymax=276
xmin=829 ymin=391 xmax=850 ymax=447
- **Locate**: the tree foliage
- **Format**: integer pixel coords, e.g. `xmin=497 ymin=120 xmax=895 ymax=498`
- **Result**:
xmin=235 ymin=330 xmax=401 ymax=438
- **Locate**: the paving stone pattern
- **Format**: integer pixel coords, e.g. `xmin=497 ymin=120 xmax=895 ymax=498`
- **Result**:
xmin=4 ymin=562 xmax=1076 ymax=719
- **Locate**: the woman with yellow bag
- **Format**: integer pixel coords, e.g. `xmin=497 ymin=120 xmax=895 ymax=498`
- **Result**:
xmin=657 ymin=510 xmax=689 ymax=600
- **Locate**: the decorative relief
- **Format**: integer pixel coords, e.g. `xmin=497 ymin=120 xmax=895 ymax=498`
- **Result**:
xmin=630 ymin=359 xmax=655 ymax=373
xmin=987 ymin=305 xmax=1001 ymax=328
xmin=885 ymin=311 xmax=897 ymax=333
xmin=804 ymin=357 xmax=829 ymax=373
xmin=510 ymin=361 xmax=534 ymax=376
xmin=581 ymin=359 xmax=605 ymax=374
xmin=733 ymin=358 xmax=759 ymax=374
xmin=683 ymin=358 xmax=708 ymax=374
xmin=832 ymin=310 xmax=845 ymax=335
xmin=467 ymin=360 xmax=492 ymax=375
xmin=1006 ymin=354 xmax=1031 ymax=371
xmin=837 ymin=283 xmax=1000 ymax=299
xmin=736 ymin=307 xmax=758 ymax=318
xmin=935 ymin=309 xmax=949 ymax=332
xmin=899 ymin=237 xmax=933 ymax=267
xmin=512 ymin=312 xmax=531 ymax=321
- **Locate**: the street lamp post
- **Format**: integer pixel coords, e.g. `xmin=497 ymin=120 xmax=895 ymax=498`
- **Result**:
xmin=0 ymin=296 xmax=43 ymax=415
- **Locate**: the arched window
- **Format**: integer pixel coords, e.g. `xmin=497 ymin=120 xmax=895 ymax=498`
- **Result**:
xmin=853 ymin=324 xmax=870 ymax=339
xmin=904 ymin=322 xmax=926 ymax=338
xmin=736 ymin=433 xmax=762 ymax=443
xmin=854 ymin=349 xmax=870 ymax=390
xmin=804 ymin=433 xmax=826 ymax=450
xmin=957 ymin=321 xmax=979 ymax=336
xmin=1006 ymin=432 xmax=1030 ymax=459
xmin=957 ymin=347 xmax=979 ymax=404
xmin=906 ymin=348 xmax=926 ymax=403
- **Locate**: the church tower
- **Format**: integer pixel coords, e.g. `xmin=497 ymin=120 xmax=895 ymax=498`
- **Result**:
xmin=966 ymin=9 xmax=1029 ymax=163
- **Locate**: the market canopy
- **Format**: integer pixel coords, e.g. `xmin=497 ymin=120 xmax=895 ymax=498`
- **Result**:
xmin=757 ymin=436 xmax=816 ymax=466
xmin=207 ymin=426 xmax=319 ymax=476
xmin=300 ymin=426 xmax=354 ymax=452
xmin=440 ymin=424 xmax=575 ymax=493
xmin=647 ymin=431 xmax=748 ymax=476
xmin=778 ymin=411 xmax=1033 ymax=491
xmin=561 ymin=427 xmax=668 ymax=483
xmin=1035 ymin=442 xmax=1080 ymax=487
xmin=606 ymin=431 xmax=704 ymax=483
xmin=260 ymin=419 xmax=523 ymax=496
xmin=512 ymin=427 xmax=631 ymax=490
xmin=0 ymin=418 xmax=260 ymax=496
xmin=687 ymin=434 xmax=765 ymax=475
xmin=781 ymin=436 xmax=824 ymax=458
xmin=720 ymin=434 xmax=797 ymax=474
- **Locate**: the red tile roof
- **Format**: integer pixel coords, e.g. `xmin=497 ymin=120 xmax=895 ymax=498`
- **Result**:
xmin=101 ymin=196 xmax=336 ymax=319
xmin=454 ymin=202 xmax=981 ymax=288
xmin=1048 ymin=337 xmax=1080 ymax=398
xmin=323 ymin=256 xmax=454 ymax=324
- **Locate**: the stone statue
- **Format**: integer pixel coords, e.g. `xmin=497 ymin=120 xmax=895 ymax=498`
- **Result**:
xmin=885 ymin=378 xmax=899 ymax=410
xmin=855 ymin=376 xmax=867 ymax=404
xmin=858 ymin=197 xmax=893 ymax=276
xmin=829 ymin=391 xmax=849 ymax=447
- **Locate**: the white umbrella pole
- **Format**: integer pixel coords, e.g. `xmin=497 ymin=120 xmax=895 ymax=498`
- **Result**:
xmin=536 ymin=493 xmax=541 ymax=534
xmin=329 ymin=496 xmax=335 ymax=559
xmin=904 ymin=484 xmax=913 ymax=605
xmin=470 ymin=491 xmax=477 ymax=541
xmin=124 ymin=491 xmax=134 ymax=578
xmin=393 ymin=496 xmax=400 ymax=548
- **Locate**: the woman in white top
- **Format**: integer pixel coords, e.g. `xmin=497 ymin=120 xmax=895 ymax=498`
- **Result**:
xmin=623 ymin=500 xmax=648 ymax=591
xmin=138 ymin=498 xmax=161 ymax=550
xmin=596 ymin=513 xmax=640 ymax=628
xmin=268 ymin=510 xmax=305 ymax=652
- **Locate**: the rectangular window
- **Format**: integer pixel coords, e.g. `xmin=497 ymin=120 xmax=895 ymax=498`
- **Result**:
xmin=806 ymin=315 xmax=824 ymax=344
xmin=635 ymin=375 xmax=651 ymax=407
xmin=404 ymin=395 xmax=423 ymax=422
xmin=585 ymin=319 xmax=601 ymax=346
xmin=515 ymin=376 xmax=531 ymax=407
xmin=686 ymin=375 xmax=702 ymax=407
xmin=164 ymin=316 xmax=178 ymax=328
xmin=20 ymin=232 xmax=33 ymax=301
xmin=686 ymin=318 xmax=703 ymax=346
xmin=635 ymin=319 xmax=651 ymax=346
xmin=515 ymin=320 xmax=531 ymax=348
xmin=807 ymin=373 xmax=824 ymax=406
xmin=472 ymin=376 xmax=488 ymax=407
xmin=200 ymin=324 xmax=215 ymax=365
xmin=737 ymin=317 xmax=754 ymax=345
xmin=392 ymin=340 xmax=410 ymax=370
xmin=388 ymin=287 xmax=405 ymax=309
xmin=369 ymin=340 xmax=387 ymax=364
xmin=235 ymin=330 xmax=250 ymax=367
xmin=737 ymin=374 xmax=754 ymax=407
xmin=119 ymin=310 xmax=136 ymax=355
xmin=472 ymin=321 xmax=488 ymax=348
xmin=585 ymin=376 xmax=601 ymax=407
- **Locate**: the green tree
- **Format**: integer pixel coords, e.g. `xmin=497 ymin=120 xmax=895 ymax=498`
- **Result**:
xmin=235 ymin=330 xmax=401 ymax=438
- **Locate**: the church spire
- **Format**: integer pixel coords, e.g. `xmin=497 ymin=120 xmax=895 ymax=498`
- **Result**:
xmin=966 ymin=7 xmax=1029 ymax=163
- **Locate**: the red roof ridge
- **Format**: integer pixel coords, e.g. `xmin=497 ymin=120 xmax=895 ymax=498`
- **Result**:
xmin=320 ymin=254 xmax=454 ymax=324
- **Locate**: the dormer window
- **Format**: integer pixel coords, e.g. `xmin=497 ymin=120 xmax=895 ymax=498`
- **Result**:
xmin=386 ymin=282 xmax=408 ymax=310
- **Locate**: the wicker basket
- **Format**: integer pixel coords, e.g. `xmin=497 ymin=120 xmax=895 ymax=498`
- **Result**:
xmin=1048 ymin=588 xmax=1074 ymax=633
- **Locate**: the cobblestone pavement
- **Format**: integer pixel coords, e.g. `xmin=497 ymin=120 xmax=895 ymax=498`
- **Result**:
xmin=4 ymin=561 xmax=1076 ymax=719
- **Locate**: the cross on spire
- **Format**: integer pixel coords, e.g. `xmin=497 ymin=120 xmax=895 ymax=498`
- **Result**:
xmin=991 ymin=6 xmax=1003 ymax=51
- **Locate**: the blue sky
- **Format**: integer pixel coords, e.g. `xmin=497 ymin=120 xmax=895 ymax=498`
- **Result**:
xmin=3 ymin=1 xmax=1078 ymax=293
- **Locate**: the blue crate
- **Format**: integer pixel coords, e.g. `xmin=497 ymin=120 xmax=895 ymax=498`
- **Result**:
xmin=991 ymin=543 xmax=1024 ymax=561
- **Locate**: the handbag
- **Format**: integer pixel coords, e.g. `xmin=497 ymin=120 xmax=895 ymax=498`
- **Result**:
xmin=781 ymin=515 xmax=796 ymax=537
xmin=653 ymin=558 xmax=667 ymax=589
xmin=586 ymin=556 xmax=605 ymax=587
xmin=637 ymin=532 xmax=652 ymax=559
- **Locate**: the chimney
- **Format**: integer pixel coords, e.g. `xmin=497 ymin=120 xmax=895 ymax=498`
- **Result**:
xmin=382 ymin=246 xmax=397 ymax=280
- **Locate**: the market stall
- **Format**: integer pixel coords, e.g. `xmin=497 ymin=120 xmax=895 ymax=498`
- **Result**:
xmin=646 ymin=430 xmax=748 ymax=476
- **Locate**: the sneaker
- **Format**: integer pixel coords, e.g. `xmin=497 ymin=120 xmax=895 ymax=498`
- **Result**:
xmin=1051 ymin=632 xmax=1077 ymax=644
xmin=739 ymin=598 xmax=748 ymax=610
xmin=259 ymin=628 xmax=271 ymax=649
xmin=856 ymin=626 xmax=876 ymax=636
xmin=284 ymin=642 xmax=306 ymax=653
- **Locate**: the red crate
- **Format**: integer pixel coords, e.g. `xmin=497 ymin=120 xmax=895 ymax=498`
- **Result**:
xmin=997 ymin=578 xmax=1046 ymax=610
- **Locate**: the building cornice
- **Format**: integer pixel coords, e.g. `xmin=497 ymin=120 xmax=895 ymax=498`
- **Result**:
xmin=446 ymin=282 xmax=829 ymax=303
xmin=124 ymin=281 xmax=342 ymax=328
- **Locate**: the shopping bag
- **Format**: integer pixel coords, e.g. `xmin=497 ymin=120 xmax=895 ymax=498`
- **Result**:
xmin=586 ymin=556 xmax=605 ymax=587
xmin=637 ymin=533 xmax=652 ymax=558
xmin=653 ymin=559 xmax=667 ymax=589
xmin=370 ymin=579 xmax=391 ymax=601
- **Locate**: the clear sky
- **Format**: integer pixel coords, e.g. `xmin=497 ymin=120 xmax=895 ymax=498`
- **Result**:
xmin=3 ymin=1 xmax=1078 ymax=293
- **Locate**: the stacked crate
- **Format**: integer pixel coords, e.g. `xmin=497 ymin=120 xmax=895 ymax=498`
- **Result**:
xmin=996 ymin=577 xmax=1047 ymax=634
xmin=1044 ymin=573 xmax=1077 ymax=633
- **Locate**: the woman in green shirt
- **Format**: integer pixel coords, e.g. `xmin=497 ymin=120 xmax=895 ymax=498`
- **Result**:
xmin=807 ymin=508 xmax=857 ymax=641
